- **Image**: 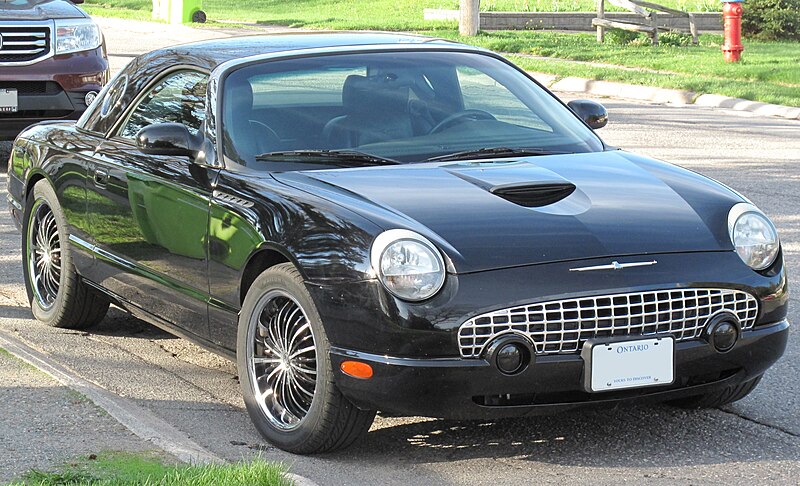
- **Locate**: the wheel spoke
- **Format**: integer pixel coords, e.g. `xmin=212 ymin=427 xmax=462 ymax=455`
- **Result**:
xmin=291 ymin=376 xmax=315 ymax=398
xmin=252 ymin=356 xmax=281 ymax=365
xmin=290 ymin=345 xmax=316 ymax=360
xmin=288 ymin=321 xmax=310 ymax=352
xmin=279 ymin=301 xmax=296 ymax=349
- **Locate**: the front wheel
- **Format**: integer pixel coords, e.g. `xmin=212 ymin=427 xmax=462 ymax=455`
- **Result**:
xmin=22 ymin=180 xmax=109 ymax=329
xmin=237 ymin=263 xmax=375 ymax=454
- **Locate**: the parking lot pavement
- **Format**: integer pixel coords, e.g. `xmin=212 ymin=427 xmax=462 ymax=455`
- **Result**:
xmin=2 ymin=96 xmax=799 ymax=484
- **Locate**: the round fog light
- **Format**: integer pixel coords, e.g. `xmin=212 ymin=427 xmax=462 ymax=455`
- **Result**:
xmin=497 ymin=343 xmax=524 ymax=374
xmin=712 ymin=322 xmax=738 ymax=352
xmin=85 ymin=91 xmax=98 ymax=107
xmin=705 ymin=313 xmax=740 ymax=353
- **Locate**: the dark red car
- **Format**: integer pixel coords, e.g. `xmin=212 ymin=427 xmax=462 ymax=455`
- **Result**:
xmin=0 ymin=0 xmax=108 ymax=140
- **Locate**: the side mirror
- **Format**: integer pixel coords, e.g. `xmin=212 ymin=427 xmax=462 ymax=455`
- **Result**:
xmin=567 ymin=100 xmax=608 ymax=130
xmin=136 ymin=123 xmax=201 ymax=158
xmin=69 ymin=0 xmax=85 ymax=4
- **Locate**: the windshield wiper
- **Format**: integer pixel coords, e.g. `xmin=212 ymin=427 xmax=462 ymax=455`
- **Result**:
xmin=425 ymin=147 xmax=567 ymax=162
xmin=255 ymin=149 xmax=401 ymax=167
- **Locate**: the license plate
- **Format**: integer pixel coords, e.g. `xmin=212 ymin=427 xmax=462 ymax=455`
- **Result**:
xmin=581 ymin=336 xmax=674 ymax=392
xmin=0 ymin=88 xmax=18 ymax=113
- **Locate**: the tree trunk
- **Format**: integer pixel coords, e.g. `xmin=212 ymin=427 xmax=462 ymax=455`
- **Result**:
xmin=459 ymin=0 xmax=480 ymax=36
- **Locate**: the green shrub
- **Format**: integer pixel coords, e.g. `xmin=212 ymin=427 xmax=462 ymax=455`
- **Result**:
xmin=658 ymin=32 xmax=693 ymax=46
xmin=605 ymin=29 xmax=643 ymax=44
xmin=742 ymin=0 xmax=800 ymax=40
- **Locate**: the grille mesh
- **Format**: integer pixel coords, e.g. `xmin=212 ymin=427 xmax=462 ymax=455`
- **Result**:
xmin=458 ymin=288 xmax=758 ymax=358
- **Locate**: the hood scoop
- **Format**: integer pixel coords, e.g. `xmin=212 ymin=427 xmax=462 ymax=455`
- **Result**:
xmin=446 ymin=163 xmax=577 ymax=208
xmin=490 ymin=182 xmax=576 ymax=207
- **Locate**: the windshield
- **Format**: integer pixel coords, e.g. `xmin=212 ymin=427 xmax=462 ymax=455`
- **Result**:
xmin=220 ymin=50 xmax=604 ymax=169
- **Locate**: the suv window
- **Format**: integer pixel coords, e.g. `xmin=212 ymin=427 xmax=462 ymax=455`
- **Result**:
xmin=119 ymin=70 xmax=208 ymax=139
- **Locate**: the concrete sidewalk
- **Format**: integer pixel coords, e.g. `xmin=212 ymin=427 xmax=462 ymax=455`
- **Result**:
xmin=0 ymin=347 xmax=163 ymax=483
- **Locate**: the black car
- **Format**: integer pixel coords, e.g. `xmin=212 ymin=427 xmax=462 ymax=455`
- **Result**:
xmin=6 ymin=33 xmax=788 ymax=454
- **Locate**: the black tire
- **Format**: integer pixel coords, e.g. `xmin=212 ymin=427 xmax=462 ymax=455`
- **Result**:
xmin=22 ymin=180 xmax=109 ymax=329
xmin=237 ymin=263 xmax=376 ymax=454
xmin=667 ymin=375 xmax=763 ymax=409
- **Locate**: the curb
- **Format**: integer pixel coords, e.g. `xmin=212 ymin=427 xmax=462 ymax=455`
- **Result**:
xmin=0 ymin=330 xmax=319 ymax=486
xmin=527 ymin=71 xmax=800 ymax=120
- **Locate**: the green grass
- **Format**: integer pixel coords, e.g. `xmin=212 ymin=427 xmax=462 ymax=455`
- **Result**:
xmin=11 ymin=451 xmax=292 ymax=486
xmin=429 ymin=30 xmax=800 ymax=106
xmin=84 ymin=0 xmax=720 ymax=30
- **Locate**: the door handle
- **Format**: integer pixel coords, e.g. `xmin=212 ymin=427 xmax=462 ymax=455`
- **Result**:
xmin=94 ymin=168 xmax=109 ymax=187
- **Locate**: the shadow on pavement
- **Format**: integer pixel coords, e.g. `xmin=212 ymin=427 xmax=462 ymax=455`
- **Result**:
xmin=0 ymin=304 xmax=32 ymax=320
xmin=334 ymin=404 xmax=797 ymax=468
xmin=90 ymin=307 xmax=176 ymax=340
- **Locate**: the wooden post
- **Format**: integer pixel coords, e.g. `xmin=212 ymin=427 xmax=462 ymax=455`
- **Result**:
xmin=688 ymin=12 xmax=699 ymax=44
xmin=596 ymin=0 xmax=605 ymax=42
xmin=459 ymin=0 xmax=480 ymax=36
xmin=650 ymin=11 xmax=659 ymax=45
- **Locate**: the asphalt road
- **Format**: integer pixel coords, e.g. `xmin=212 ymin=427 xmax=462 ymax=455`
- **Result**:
xmin=1 ymin=19 xmax=799 ymax=485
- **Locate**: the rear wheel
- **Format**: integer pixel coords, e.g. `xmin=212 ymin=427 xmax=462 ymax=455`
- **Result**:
xmin=237 ymin=263 xmax=375 ymax=454
xmin=22 ymin=180 xmax=109 ymax=329
xmin=667 ymin=375 xmax=763 ymax=409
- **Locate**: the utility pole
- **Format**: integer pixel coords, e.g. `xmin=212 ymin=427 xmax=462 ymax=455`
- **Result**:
xmin=459 ymin=0 xmax=480 ymax=36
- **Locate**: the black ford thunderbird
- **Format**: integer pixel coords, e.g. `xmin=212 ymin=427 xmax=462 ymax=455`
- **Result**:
xmin=6 ymin=33 xmax=788 ymax=454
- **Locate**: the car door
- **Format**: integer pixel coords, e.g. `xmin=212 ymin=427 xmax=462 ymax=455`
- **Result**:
xmin=82 ymin=69 xmax=217 ymax=338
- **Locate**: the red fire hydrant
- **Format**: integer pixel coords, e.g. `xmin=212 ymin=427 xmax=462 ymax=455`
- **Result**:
xmin=722 ymin=0 xmax=744 ymax=62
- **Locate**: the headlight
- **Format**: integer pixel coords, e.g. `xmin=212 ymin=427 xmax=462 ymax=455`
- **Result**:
xmin=727 ymin=203 xmax=779 ymax=270
xmin=55 ymin=19 xmax=102 ymax=55
xmin=371 ymin=229 xmax=446 ymax=301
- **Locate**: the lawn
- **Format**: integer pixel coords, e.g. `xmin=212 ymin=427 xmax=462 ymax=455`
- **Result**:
xmin=432 ymin=30 xmax=800 ymax=106
xmin=84 ymin=0 xmax=722 ymax=30
xmin=83 ymin=0 xmax=800 ymax=106
xmin=10 ymin=451 xmax=292 ymax=486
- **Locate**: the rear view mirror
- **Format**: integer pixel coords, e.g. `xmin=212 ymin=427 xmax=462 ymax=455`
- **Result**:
xmin=567 ymin=100 xmax=608 ymax=130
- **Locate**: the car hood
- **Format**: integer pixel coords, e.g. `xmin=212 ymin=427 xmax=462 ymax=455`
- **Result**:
xmin=0 ymin=0 xmax=86 ymax=20
xmin=273 ymin=150 xmax=743 ymax=273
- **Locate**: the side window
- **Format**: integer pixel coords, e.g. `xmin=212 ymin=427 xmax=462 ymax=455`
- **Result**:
xmin=119 ymin=70 xmax=208 ymax=139
xmin=456 ymin=66 xmax=552 ymax=132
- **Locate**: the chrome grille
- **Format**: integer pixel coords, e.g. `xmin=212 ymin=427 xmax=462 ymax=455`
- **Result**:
xmin=0 ymin=23 xmax=52 ymax=65
xmin=458 ymin=289 xmax=759 ymax=358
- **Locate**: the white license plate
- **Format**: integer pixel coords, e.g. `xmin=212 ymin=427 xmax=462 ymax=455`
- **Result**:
xmin=0 ymin=88 xmax=18 ymax=113
xmin=581 ymin=336 xmax=674 ymax=392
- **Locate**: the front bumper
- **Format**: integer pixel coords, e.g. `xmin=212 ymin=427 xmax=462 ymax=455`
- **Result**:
xmin=331 ymin=319 xmax=788 ymax=419
xmin=0 ymin=47 xmax=108 ymax=140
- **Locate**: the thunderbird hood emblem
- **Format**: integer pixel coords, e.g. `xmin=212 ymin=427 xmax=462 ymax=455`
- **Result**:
xmin=569 ymin=260 xmax=658 ymax=272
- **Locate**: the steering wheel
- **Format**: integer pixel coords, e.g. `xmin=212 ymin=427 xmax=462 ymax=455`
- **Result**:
xmin=250 ymin=120 xmax=281 ymax=152
xmin=429 ymin=109 xmax=497 ymax=134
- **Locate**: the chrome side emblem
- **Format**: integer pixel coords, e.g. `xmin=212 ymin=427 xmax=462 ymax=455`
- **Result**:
xmin=569 ymin=260 xmax=658 ymax=272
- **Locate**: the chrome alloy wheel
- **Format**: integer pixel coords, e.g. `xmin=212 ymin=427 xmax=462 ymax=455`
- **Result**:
xmin=247 ymin=290 xmax=318 ymax=430
xmin=27 ymin=201 xmax=61 ymax=310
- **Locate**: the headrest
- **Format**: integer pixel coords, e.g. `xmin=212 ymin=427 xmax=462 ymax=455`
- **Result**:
xmin=225 ymin=78 xmax=254 ymax=119
xmin=342 ymin=74 xmax=409 ymax=115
